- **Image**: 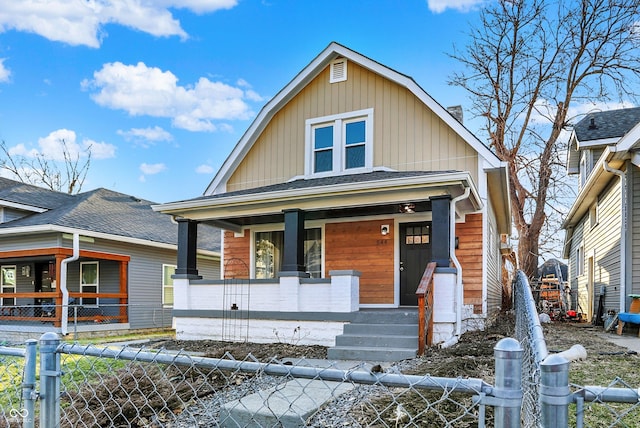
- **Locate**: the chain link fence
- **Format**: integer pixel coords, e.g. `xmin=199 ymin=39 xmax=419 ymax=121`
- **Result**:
xmin=513 ymin=270 xmax=549 ymax=428
xmin=2 ymin=269 xmax=640 ymax=427
xmin=513 ymin=270 xmax=640 ymax=427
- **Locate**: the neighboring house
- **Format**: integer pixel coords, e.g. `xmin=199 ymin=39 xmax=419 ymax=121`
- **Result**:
xmin=563 ymin=107 xmax=640 ymax=323
xmin=0 ymin=177 xmax=220 ymax=339
xmin=154 ymin=42 xmax=511 ymax=347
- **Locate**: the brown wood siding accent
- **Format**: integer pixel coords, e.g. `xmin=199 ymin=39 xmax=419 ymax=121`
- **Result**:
xmin=455 ymin=213 xmax=484 ymax=313
xmin=325 ymin=219 xmax=395 ymax=304
xmin=223 ymin=230 xmax=251 ymax=278
xmin=227 ymin=62 xmax=479 ymax=192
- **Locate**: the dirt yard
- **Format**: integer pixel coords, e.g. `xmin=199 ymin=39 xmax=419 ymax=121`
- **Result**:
xmin=149 ymin=313 xmax=637 ymax=380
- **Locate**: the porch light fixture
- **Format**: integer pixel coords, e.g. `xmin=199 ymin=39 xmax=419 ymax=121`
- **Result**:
xmin=381 ymin=225 xmax=390 ymax=235
xmin=399 ymin=203 xmax=416 ymax=214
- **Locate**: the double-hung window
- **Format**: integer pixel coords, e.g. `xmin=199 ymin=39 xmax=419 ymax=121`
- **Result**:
xmin=80 ymin=262 xmax=99 ymax=306
xmin=306 ymin=109 xmax=373 ymax=176
xmin=162 ymin=264 xmax=175 ymax=306
xmin=1 ymin=265 xmax=16 ymax=306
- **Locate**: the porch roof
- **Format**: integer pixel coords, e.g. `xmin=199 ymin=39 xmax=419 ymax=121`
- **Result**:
xmin=153 ymin=170 xmax=482 ymax=232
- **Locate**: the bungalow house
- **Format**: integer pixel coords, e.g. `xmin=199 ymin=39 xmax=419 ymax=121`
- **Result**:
xmin=0 ymin=178 xmax=220 ymax=340
xmin=563 ymin=107 xmax=640 ymax=325
xmin=154 ymin=42 xmax=511 ymax=354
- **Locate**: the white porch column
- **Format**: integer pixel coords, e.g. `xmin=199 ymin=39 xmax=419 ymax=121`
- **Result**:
xmin=329 ymin=270 xmax=361 ymax=312
xmin=432 ymin=269 xmax=458 ymax=345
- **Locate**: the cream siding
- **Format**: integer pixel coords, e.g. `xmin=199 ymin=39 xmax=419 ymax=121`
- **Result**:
xmin=631 ymin=165 xmax=640 ymax=297
xmin=569 ymin=221 xmax=586 ymax=316
xmin=227 ymin=62 xmax=478 ymax=192
xmin=571 ymin=177 xmax=622 ymax=321
xmin=486 ymin=200 xmax=501 ymax=315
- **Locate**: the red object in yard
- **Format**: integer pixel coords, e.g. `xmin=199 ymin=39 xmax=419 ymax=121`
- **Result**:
xmin=566 ymin=310 xmax=577 ymax=317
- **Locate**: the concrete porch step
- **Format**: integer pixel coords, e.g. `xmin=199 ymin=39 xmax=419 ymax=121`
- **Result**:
xmin=328 ymin=309 xmax=420 ymax=362
xmin=334 ymin=333 xmax=416 ymax=348
xmin=328 ymin=345 xmax=417 ymax=362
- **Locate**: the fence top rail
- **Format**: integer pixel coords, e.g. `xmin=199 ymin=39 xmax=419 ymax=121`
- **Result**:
xmin=516 ymin=270 xmax=549 ymax=361
xmin=0 ymin=346 xmax=26 ymax=357
xmin=58 ymin=342 xmax=492 ymax=395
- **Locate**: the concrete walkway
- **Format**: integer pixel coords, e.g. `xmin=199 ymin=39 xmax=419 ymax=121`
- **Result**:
xmin=599 ymin=332 xmax=640 ymax=353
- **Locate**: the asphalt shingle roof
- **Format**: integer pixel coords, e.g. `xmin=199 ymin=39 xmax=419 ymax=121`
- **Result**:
xmin=574 ymin=107 xmax=640 ymax=142
xmin=0 ymin=180 xmax=220 ymax=252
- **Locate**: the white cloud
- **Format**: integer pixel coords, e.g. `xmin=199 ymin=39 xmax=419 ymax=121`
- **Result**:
xmin=0 ymin=1 xmax=237 ymax=48
xmin=196 ymin=164 xmax=214 ymax=174
xmin=84 ymin=62 xmax=259 ymax=132
xmin=6 ymin=129 xmax=116 ymax=163
xmin=85 ymin=139 xmax=117 ymax=159
xmin=427 ymin=0 xmax=486 ymax=13
xmin=117 ymin=126 xmax=173 ymax=147
xmin=0 ymin=58 xmax=10 ymax=83
xmin=140 ymin=162 xmax=166 ymax=175
xmin=37 ymin=129 xmax=116 ymax=161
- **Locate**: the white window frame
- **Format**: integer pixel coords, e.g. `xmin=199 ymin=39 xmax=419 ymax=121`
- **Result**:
xmin=576 ymin=245 xmax=584 ymax=277
xmin=80 ymin=261 xmax=99 ymax=306
xmin=589 ymin=202 xmax=598 ymax=229
xmin=579 ymin=150 xmax=592 ymax=189
xmin=1 ymin=265 xmax=16 ymax=306
xmin=162 ymin=264 xmax=176 ymax=307
xmin=305 ymin=108 xmax=374 ymax=177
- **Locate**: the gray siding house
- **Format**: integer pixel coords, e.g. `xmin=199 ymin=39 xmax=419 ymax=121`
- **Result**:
xmin=563 ymin=107 xmax=640 ymax=324
xmin=0 ymin=178 xmax=220 ymax=338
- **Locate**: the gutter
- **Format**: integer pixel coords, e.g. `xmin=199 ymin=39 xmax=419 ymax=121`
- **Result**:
xmin=602 ymin=161 xmax=627 ymax=313
xmin=60 ymin=233 xmax=80 ymax=335
xmin=451 ymin=187 xmax=471 ymax=340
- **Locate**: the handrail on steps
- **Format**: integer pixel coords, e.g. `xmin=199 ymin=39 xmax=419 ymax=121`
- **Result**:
xmin=416 ymin=262 xmax=437 ymax=356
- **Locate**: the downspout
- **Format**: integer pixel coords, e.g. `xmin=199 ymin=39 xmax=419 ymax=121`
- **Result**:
xmin=60 ymin=233 xmax=80 ymax=335
xmin=451 ymin=187 xmax=471 ymax=338
xmin=602 ymin=161 xmax=627 ymax=313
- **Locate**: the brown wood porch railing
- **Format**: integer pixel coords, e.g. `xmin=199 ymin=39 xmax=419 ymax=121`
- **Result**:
xmin=0 ymin=292 xmax=128 ymax=325
xmin=416 ymin=261 xmax=437 ymax=356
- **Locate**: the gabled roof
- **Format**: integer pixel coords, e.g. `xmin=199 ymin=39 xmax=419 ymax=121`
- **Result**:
xmin=567 ymin=107 xmax=640 ymax=173
xmin=574 ymin=107 xmax=640 ymax=142
xmin=0 ymin=179 xmax=220 ymax=253
xmin=204 ymin=42 xmax=504 ymax=196
xmin=0 ymin=177 xmax=75 ymax=212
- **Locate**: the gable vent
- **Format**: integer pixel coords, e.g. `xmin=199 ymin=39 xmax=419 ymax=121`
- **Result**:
xmin=330 ymin=59 xmax=347 ymax=83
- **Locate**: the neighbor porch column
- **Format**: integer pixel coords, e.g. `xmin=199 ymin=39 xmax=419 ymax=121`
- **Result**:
xmin=281 ymin=209 xmax=307 ymax=275
xmin=175 ymin=218 xmax=201 ymax=278
xmin=431 ymin=195 xmax=451 ymax=267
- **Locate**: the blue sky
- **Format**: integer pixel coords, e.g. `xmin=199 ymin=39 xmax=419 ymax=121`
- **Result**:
xmin=0 ymin=0 xmax=489 ymax=203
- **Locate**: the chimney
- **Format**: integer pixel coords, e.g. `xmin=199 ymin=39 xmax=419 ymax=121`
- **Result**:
xmin=447 ymin=105 xmax=464 ymax=124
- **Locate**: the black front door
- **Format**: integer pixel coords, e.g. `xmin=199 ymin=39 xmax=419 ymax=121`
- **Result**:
xmin=34 ymin=262 xmax=53 ymax=306
xmin=400 ymin=222 xmax=432 ymax=306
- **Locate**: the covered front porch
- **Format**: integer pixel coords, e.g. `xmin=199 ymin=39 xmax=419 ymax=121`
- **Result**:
xmin=155 ymin=170 xmax=506 ymax=348
xmin=0 ymin=246 xmax=130 ymax=335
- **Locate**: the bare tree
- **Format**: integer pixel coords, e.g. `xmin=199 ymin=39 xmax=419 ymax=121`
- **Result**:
xmin=449 ymin=0 xmax=640 ymax=277
xmin=0 ymin=139 xmax=91 ymax=194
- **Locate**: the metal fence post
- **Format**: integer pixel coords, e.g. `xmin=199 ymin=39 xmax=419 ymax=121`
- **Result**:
xmin=22 ymin=339 xmax=37 ymax=428
xmin=540 ymin=354 xmax=570 ymax=427
xmin=39 ymin=332 xmax=61 ymax=428
xmin=493 ymin=337 xmax=523 ymax=428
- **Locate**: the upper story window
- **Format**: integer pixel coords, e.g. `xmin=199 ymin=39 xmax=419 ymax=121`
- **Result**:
xmin=305 ymin=109 xmax=373 ymax=176
xmin=579 ymin=149 xmax=592 ymax=189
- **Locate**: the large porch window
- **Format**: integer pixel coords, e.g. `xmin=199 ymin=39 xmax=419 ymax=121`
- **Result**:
xmin=255 ymin=228 xmax=322 ymax=279
xmin=1 ymin=265 xmax=16 ymax=306
xmin=81 ymin=261 xmax=99 ymax=306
